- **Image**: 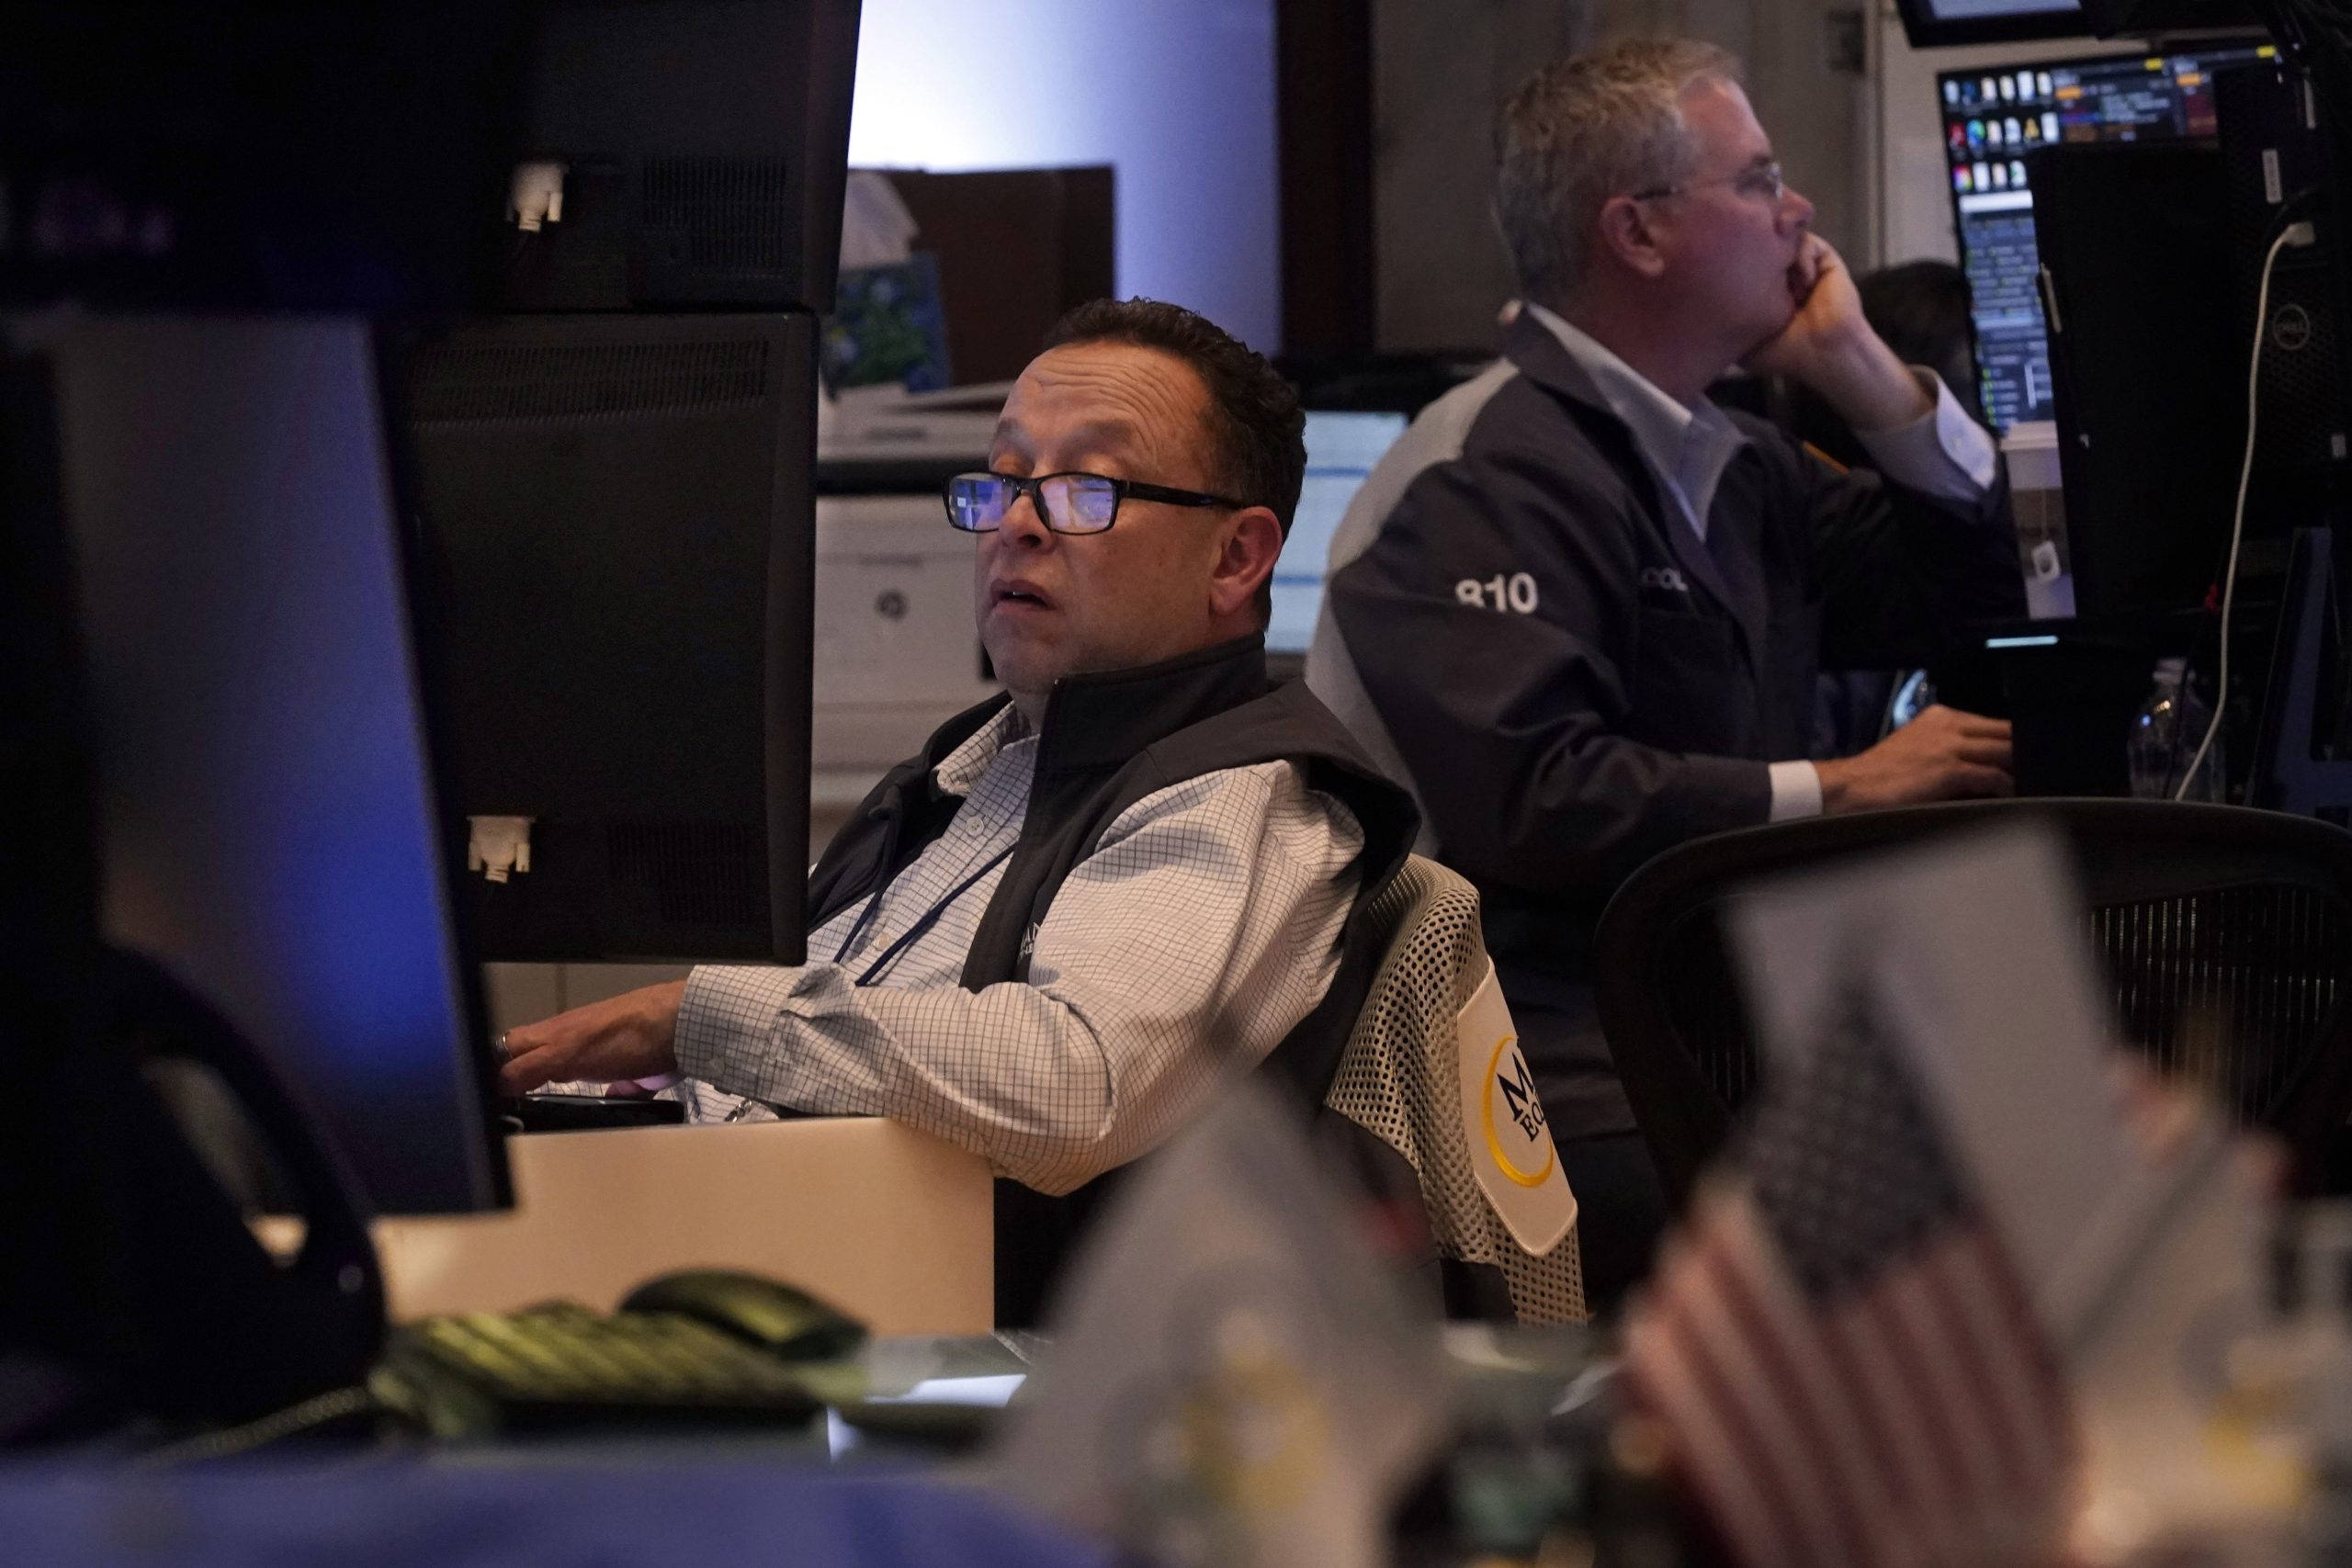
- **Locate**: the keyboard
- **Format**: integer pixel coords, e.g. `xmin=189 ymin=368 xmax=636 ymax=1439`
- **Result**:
xmin=377 ymin=1303 xmax=822 ymax=1434
xmin=495 ymin=1093 xmax=685 ymax=1134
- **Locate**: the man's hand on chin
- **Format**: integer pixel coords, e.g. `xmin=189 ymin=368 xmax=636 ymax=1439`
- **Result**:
xmin=1740 ymin=233 xmax=1932 ymax=434
xmin=497 ymin=979 xmax=688 ymax=1096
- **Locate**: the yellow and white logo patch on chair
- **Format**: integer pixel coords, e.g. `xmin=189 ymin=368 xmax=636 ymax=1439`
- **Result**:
xmin=1455 ymin=958 xmax=1576 ymax=1257
xmin=1324 ymin=855 xmax=1589 ymax=1324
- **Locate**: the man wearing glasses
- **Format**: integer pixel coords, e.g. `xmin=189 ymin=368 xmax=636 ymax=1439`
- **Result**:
xmin=500 ymin=299 xmax=1418 ymax=1324
xmin=1306 ymin=39 xmax=2025 ymax=1309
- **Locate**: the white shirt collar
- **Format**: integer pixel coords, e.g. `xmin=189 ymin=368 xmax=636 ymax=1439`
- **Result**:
xmin=933 ymin=702 xmax=1036 ymax=796
xmin=1524 ymin=302 xmax=1698 ymax=458
xmin=1523 ymin=301 xmax=1748 ymax=542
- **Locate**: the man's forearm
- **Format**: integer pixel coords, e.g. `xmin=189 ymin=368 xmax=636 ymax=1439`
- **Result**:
xmin=1800 ymin=327 xmax=1934 ymax=434
xmin=674 ymin=960 xmax=1128 ymax=1194
xmin=675 ymin=760 xmax=1359 ymax=1196
xmin=1850 ymin=373 xmax=2000 ymax=507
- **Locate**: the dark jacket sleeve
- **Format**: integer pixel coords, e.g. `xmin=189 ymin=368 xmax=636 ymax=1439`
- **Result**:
xmin=1326 ymin=436 xmax=1770 ymax=904
xmin=1783 ymin=423 xmax=2028 ymax=671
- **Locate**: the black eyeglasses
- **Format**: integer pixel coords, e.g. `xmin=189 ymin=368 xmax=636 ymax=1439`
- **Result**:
xmin=942 ymin=470 xmax=1246 ymax=536
xmin=1632 ymin=159 xmax=1786 ymax=205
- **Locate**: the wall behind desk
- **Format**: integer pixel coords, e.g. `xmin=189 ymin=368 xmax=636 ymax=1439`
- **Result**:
xmin=883 ymin=169 xmax=1113 ymax=387
xmin=846 ymin=0 xmax=1280 ymax=349
xmin=1371 ymin=0 xmax=1872 ymax=354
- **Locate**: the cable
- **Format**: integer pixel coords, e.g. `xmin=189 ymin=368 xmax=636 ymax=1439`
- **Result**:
xmin=130 ymin=1385 xmax=381 ymax=1469
xmin=2175 ymin=220 xmax=2315 ymax=801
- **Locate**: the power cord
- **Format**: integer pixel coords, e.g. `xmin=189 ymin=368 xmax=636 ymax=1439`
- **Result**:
xmin=2175 ymin=218 xmax=2318 ymax=801
xmin=129 ymin=1385 xmax=384 ymax=1469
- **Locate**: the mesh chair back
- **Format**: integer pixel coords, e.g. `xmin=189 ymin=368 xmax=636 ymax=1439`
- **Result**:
xmin=1325 ymin=855 xmax=1589 ymax=1325
xmin=1597 ymin=800 xmax=2352 ymax=1209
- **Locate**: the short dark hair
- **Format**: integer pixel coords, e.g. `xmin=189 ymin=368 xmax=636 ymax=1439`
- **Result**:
xmin=1041 ymin=298 xmax=1305 ymax=537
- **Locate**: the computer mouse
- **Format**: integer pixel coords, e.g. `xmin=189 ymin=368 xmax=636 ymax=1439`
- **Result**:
xmin=618 ymin=1269 xmax=867 ymax=1363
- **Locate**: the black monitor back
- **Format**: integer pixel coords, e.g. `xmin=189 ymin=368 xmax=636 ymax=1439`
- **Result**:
xmin=42 ymin=317 xmax=509 ymax=1216
xmin=507 ymin=0 xmax=862 ymax=312
xmin=2215 ymin=59 xmax=2352 ymax=514
xmin=0 ymin=5 xmax=529 ymax=312
xmin=401 ymin=312 xmax=815 ymax=964
xmin=2034 ymin=140 xmax=2244 ymax=619
xmin=0 ymin=1 xmax=862 ymax=317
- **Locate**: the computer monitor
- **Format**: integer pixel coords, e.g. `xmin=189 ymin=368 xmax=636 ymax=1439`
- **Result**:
xmin=2031 ymin=139 xmax=2243 ymax=618
xmin=504 ymin=0 xmax=862 ymax=313
xmin=0 ymin=5 xmax=530 ymax=313
xmin=1896 ymin=0 xmax=2089 ymax=50
xmin=1267 ymin=410 xmax=1410 ymax=658
xmin=1894 ymin=0 xmax=2255 ymax=45
xmin=399 ymin=312 xmax=817 ymax=964
xmin=44 ymin=316 xmax=508 ymax=1216
xmin=1936 ymin=39 xmax=2272 ymax=432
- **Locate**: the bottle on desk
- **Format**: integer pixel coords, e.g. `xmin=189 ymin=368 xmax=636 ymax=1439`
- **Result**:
xmin=2128 ymin=658 xmax=2225 ymax=804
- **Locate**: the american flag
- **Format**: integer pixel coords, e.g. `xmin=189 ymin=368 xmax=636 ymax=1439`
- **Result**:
xmin=1623 ymin=967 xmax=2077 ymax=1568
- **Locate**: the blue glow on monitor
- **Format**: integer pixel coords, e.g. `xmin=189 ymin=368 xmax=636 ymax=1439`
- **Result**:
xmin=62 ymin=318 xmax=499 ymax=1213
xmin=1268 ymin=411 xmax=1408 ymax=656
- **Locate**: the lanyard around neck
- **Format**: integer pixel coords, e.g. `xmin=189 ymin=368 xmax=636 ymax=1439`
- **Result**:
xmin=832 ymin=841 xmax=1017 ymax=987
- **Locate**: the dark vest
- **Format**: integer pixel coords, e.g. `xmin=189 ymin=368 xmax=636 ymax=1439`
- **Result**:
xmin=803 ymin=637 xmax=1419 ymax=1324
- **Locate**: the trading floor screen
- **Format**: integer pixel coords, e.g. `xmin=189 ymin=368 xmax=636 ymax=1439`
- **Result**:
xmin=1938 ymin=42 xmax=2269 ymax=431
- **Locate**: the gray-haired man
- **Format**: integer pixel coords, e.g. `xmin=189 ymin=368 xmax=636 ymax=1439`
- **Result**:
xmin=1307 ymin=39 xmax=2025 ymax=1308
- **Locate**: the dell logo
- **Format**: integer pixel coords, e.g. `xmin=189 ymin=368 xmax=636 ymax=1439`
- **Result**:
xmin=2273 ymin=303 xmax=2315 ymax=354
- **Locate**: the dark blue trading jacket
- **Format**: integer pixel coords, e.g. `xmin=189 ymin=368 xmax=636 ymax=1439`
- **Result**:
xmin=1308 ymin=312 xmax=2024 ymax=1140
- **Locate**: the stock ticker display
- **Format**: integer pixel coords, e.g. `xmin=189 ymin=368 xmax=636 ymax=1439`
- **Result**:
xmin=1939 ymin=43 xmax=2269 ymax=431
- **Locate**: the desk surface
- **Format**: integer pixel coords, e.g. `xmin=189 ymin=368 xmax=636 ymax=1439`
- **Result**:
xmin=274 ymin=1117 xmax=994 ymax=1336
xmin=0 ymin=1461 xmax=1103 ymax=1567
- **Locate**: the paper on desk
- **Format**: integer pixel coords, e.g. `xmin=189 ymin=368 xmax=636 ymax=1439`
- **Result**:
xmin=989 ymin=1082 xmax=1447 ymax=1568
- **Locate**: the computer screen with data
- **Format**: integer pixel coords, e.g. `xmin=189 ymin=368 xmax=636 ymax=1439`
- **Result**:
xmin=1267 ymin=411 xmax=1410 ymax=656
xmin=1938 ymin=41 xmax=2270 ymax=432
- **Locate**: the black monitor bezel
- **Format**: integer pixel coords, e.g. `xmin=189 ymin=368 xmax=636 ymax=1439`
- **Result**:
xmin=370 ymin=322 xmax=518 ymax=1207
xmin=1895 ymin=0 xmax=2092 ymax=49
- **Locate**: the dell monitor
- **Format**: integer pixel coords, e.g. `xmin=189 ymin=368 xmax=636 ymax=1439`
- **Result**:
xmin=400 ymin=311 xmax=818 ymax=964
xmin=42 ymin=316 xmax=509 ymax=1215
xmin=2032 ymin=139 xmax=2244 ymax=617
xmin=1267 ymin=410 xmax=1410 ymax=660
xmin=1937 ymin=40 xmax=2272 ymax=433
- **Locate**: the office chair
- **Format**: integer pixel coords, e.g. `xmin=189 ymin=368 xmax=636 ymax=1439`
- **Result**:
xmin=1325 ymin=855 xmax=1589 ymax=1325
xmin=1595 ymin=799 xmax=2352 ymax=1212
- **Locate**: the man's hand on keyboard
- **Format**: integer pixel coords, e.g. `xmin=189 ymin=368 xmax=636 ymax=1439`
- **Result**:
xmin=498 ymin=980 xmax=687 ymax=1096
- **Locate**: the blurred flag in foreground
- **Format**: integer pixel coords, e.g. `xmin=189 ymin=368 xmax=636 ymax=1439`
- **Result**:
xmin=1623 ymin=824 xmax=2267 ymax=1568
xmin=1623 ymin=948 xmax=2074 ymax=1568
xmin=991 ymin=1083 xmax=1448 ymax=1568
